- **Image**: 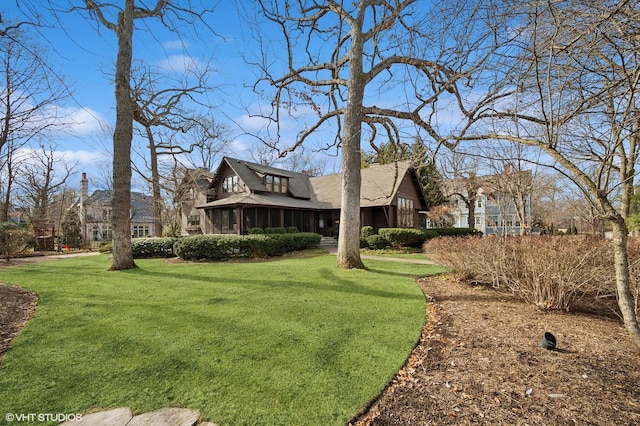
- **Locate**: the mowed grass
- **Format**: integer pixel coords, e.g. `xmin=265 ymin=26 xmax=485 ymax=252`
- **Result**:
xmin=0 ymin=254 xmax=445 ymax=426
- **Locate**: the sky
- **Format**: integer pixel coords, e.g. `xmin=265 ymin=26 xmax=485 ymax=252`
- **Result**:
xmin=2 ymin=1 xmax=340 ymax=194
xmin=2 ymin=1 xmax=495 ymax=198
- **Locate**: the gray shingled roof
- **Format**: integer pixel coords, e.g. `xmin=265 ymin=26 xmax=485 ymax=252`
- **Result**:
xmin=309 ymin=161 xmax=413 ymax=208
xmin=84 ymin=190 xmax=155 ymax=223
xmin=199 ymin=158 xmax=416 ymax=210
xmin=221 ymin=157 xmax=312 ymax=199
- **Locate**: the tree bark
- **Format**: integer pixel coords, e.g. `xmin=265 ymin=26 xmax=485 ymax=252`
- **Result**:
xmin=110 ymin=0 xmax=136 ymax=270
xmin=610 ymin=216 xmax=640 ymax=348
xmin=337 ymin=7 xmax=365 ymax=270
xmin=147 ymin=127 xmax=163 ymax=237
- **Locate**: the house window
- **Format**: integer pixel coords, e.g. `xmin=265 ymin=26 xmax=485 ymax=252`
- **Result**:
xmin=132 ymin=225 xmax=150 ymax=238
xmin=188 ymin=215 xmax=200 ymax=226
xmin=265 ymin=174 xmax=288 ymax=193
xmin=102 ymin=209 xmax=112 ymax=221
xmin=102 ymin=225 xmax=113 ymax=240
xmin=223 ymin=175 xmax=239 ymax=193
xmin=398 ymin=197 xmax=414 ymax=227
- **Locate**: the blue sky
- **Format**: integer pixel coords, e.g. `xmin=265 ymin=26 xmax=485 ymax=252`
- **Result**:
xmin=4 ymin=1 xmax=481 ymax=195
xmin=3 ymin=1 xmax=341 ymax=193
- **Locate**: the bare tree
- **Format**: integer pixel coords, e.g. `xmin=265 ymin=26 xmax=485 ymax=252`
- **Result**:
xmin=441 ymin=152 xmax=482 ymax=230
xmin=14 ymin=143 xmax=76 ymax=221
xmin=0 ymin=24 xmax=71 ymax=221
xmin=129 ymin=62 xmax=215 ymax=237
xmin=461 ymin=1 xmax=640 ymax=346
xmin=252 ymin=0 xmax=502 ymax=269
xmin=79 ymin=0 xmax=216 ymax=270
xmin=181 ymin=116 xmax=231 ymax=171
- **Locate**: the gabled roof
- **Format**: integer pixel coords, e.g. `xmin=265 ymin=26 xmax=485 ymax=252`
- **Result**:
xmin=309 ymin=161 xmax=416 ymax=208
xmin=176 ymin=168 xmax=214 ymax=199
xmin=217 ymin=157 xmax=312 ymax=199
xmin=199 ymin=158 xmax=422 ymax=210
xmin=82 ymin=190 xmax=155 ymax=223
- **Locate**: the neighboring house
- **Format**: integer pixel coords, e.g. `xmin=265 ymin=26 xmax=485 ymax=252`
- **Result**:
xmin=178 ymin=157 xmax=428 ymax=236
xmin=176 ymin=168 xmax=215 ymax=235
xmin=439 ymin=168 xmax=533 ymax=236
xmin=73 ymin=173 xmax=156 ymax=245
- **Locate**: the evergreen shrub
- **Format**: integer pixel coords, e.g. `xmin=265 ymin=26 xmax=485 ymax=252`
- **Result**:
xmin=366 ymin=234 xmax=389 ymax=250
xmin=430 ymin=227 xmax=481 ymax=237
xmin=174 ymin=233 xmax=321 ymax=261
xmin=378 ymin=228 xmax=428 ymax=247
xmin=131 ymin=237 xmax=177 ymax=258
xmin=359 ymin=237 xmax=369 ymax=249
xmin=361 ymin=226 xmax=375 ymax=239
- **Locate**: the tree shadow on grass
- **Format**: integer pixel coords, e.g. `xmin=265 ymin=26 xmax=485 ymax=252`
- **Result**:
xmin=117 ymin=263 xmax=425 ymax=302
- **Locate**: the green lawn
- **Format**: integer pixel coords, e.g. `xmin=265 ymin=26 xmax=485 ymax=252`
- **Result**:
xmin=0 ymin=254 xmax=445 ymax=426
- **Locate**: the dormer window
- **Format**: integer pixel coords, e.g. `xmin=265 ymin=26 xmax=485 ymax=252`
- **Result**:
xmin=265 ymin=174 xmax=288 ymax=193
xmin=223 ymin=175 xmax=239 ymax=193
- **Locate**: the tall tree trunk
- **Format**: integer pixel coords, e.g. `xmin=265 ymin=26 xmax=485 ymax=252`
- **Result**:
xmin=610 ymin=216 xmax=640 ymax=348
xmin=110 ymin=0 xmax=136 ymax=270
xmin=467 ymin=196 xmax=476 ymax=231
xmin=148 ymin=128 xmax=163 ymax=237
xmin=337 ymin=7 xmax=365 ymax=270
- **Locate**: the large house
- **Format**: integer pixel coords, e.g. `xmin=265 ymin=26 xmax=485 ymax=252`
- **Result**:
xmin=73 ymin=173 xmax=156 ymax=245
xmin=441 ymin=168 xmax=533 ymax=235
xmin=178 ymin=157 xmax=428 ymax=236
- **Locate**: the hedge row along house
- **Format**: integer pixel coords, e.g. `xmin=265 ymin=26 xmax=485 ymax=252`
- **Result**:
xmin=178 ymin=157 xmax=429 ymax=237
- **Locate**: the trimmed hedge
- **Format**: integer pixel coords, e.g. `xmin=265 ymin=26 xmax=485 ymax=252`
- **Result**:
xmin=379 ymin=228 xmax=428 ymax=247
xmin=174 ymin=233 xmax=321 ymax=261
xmin=366 ymin=234 xmax=390 ymax=250
xmin=361 ymin=226 xmax=375 ymax=239
xmin=132 ymin=237 xmax=177 ymax=258
xmin=429 ymin=227 xmax=482 ymax=237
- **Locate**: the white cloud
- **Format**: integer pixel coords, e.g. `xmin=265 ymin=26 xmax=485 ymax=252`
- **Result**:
xmin=157 ymin=55 xmax=204 ymax=74
xmin=63 ymin=107 xmax=109 ymax=135
xmin=163 ymin=39 xmax=188 ymax=50
xmin=56 ymin=149 xmax=110 ymax=166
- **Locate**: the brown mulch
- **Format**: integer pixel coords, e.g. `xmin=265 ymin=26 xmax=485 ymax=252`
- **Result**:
xmin=0 ymin=284 xmax=37 ymax=363
xmin=352 ymin=276 xmax=640 ymax=425
xmin=2 ymin=260 xmax=640 ymax=425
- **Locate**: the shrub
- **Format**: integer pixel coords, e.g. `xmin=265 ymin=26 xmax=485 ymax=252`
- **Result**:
xmin=174 ymin=233 xmax=321 ymax=261
xmin=366 ymin=234 xmax=389 ymax=250
xmin=378 ymin=228 xmax=426 ymax=247
xmin=361 ymin=226 xmax=375 ymax=239
xmin=248 ymin=227 xmax=264 ymax=234
xmin=98 ymin=242 xmax=112 ymax=253
xmin=286 ymin=227 xmax=299 ymax=233
xmin=430 ymin=227 xmax=481 ymax=237
xmin=359 ymin=237 xmax=369 ymax=249
xmin=131 ymin=237 xmax=177 ymax=258
xmin=0 ymin=222 xmax=32 ymax=261
xmin=424 ymin=235 xmax=618 ymax=312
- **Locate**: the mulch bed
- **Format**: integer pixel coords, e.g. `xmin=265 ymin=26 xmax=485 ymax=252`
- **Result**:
xmin=351 ymin=276 xmax=640 ymax=425
xmin=0 ymin=284 xmax=37 ymax=363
